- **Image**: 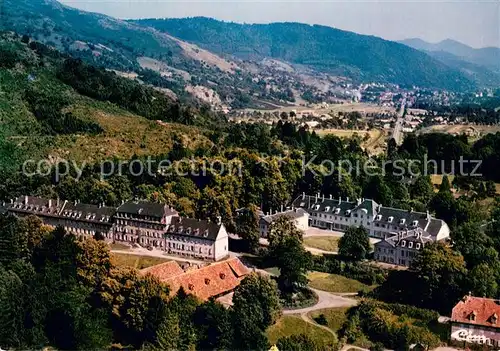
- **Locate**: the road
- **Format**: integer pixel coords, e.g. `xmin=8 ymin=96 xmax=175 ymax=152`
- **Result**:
xmin=392 ymin=98 xmax=406 ymax=145
xmin=283 ymin=288 xmax=358 ymax=315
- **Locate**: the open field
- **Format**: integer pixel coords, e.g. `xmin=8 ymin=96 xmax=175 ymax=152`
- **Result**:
xmin=419 ymin=124 xmax=500 ymax=141
xmin=316 ymin=128 xmax=387 ymax=155
xmin=430 ymin=174 xmax=500 ymax=195
xmin=266 ymin=315 xmax=336 ymax=347
xmin=308 ymin=307 xmax=350 ymax=333
xmin=111 ymin=253 xmax=171 ymax=269
xmin=304 ymin=236 xmax=340 ymax=252
xmin=307 ymin=271 xmax=373 ymax=294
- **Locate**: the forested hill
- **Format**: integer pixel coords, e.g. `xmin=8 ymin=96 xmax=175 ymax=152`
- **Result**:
xmin=133 ymin=17 xmax=475 ymax=91
xmin=0 ymin=32 xmax=219 ymax=171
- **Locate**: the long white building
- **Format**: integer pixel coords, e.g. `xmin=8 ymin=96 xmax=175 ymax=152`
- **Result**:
xmin=2 ymin=196 xmax=229 ymax=262
xmin=292 ymin=193 xmax=450 ymax=240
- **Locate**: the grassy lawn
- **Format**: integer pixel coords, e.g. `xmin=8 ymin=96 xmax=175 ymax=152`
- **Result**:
xmin=111 ymin=253 xmax=171 ymax=269
xmin=266 ymin=315 xmax=336 ymax=348
xmin=308 ymin=307 xmax=350 ymax=333
xmin=307 ymin=271 xmax=372 ymax=294
xmin=109 ymin=242 xmax=131 ymax=251
xmin=304 ymin=236 xmax=339 ymax=252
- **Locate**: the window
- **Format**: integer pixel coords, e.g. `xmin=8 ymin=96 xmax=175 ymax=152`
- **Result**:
xmin=408 ymin=242 xmax=413 ymax=249
xmin=401 ymin=240 xmax=406 ymax=247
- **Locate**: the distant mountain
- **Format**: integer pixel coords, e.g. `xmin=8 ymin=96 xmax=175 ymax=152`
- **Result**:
xmin=133 ymin=17 xmax=475 ymax=91
xmin=400 ymin=38 xmax=500 ymax=72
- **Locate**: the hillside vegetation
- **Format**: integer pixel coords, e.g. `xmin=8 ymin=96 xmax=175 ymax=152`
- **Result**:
xmin=0 ymin=33 xmax=215 ymax=168
xmin=134 ymin=17 xmax=474 ymax=90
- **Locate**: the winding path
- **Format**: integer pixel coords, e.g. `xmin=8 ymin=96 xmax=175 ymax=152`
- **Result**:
xmin=283 ymin=288 xmax=358 ymax=315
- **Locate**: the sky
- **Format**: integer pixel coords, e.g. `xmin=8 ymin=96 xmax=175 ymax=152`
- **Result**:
xmin=59 ymin=0 xmax=500 ymax=48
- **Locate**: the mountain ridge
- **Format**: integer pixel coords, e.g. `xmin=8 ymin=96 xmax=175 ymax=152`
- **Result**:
xmin=132 ymin=16 xmax=475 ymax=91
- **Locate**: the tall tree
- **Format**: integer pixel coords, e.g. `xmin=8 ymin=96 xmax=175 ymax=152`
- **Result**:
xmin=338 ymin=226 xmax=371 ymax=261
xmin=271 ymin=235 xmax=312 ymax=293
xmin=235 ymin=205 xmax=261 ymax=253
xmin=411 ymin=242 xmax=467 ymax=312
xmin=232 ymin=273 xmax=281 ymax=350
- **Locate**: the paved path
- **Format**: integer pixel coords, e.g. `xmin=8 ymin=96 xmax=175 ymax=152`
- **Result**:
xmin=305 ymin=246 xmax=338 ymax=255
xmin=283 ymin=288 xmax=358 ymax=315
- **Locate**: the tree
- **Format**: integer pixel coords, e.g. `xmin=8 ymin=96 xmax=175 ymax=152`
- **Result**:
xmin=410 ymin=176 xmax=434 ymax=204
xmin=486 ymin=180 xmax=497 ymax=197
xmin=194 ymin=300 xmax=234 ymax=350
xmin=235 ymin=205 xmax=261 ymax=252
xmin=267 ymin=215 xmax=303 ymax=248
xmin=232 ymin=273 xmax=281 ymax=349
xmin=469 ymin=263 xmax=498 ymax=298
xmin=439 ymin=175 xmax=451 ymax=193
xmin=271 ymin=235 xmax=312 ymax=293
xmin=338 ymin=226 xmax=371 ymax=261
xmin=411 ymin=243 xmax=467 ymax=312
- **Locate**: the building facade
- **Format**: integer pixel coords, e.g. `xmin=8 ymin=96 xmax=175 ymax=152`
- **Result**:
xmin=450 ymin=296 xmax=500 ymax=347
xmin=3 ymin=196 xmax=228 ymax=261
xmin=292 ymin=193 xmax=450 ymax=241
xmin=374 ymin=228 xmax=436 ymax=267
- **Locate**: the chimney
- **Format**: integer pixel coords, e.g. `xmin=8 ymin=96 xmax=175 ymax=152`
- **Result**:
xmin=357 ymin=198 xmax=362 ymax=205
xmin=302 ymin=192 xmax=305 ymax=200
xmin=329 ymin=194 xmax=332 ymax=199
xmin=338 ymin=198 xmax=341 ymax=205
xmin=322 ymin=194 xmax=325 ymax=202
xmin=10 ymin=199 xmax=13 ymax=204
xmin=346 ymin=197 xmax=349 ymax=202
xmin=57 ymin=198 xmax=60 ymax=207
xmin=24 ymin=196 xmax=28 ymax=205
xmin=216 ymin=216 xmax=222 ymax=225
xmin=48 ymin=199 xmax=52 ymax=207
xmin=281 ymin=204 xmax=284 ymax=212
xmin=315 ymin=194 xmax=318 ymax=202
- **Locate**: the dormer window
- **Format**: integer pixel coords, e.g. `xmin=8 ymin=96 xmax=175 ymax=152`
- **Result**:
xmin=401 ymin=240 xmax=406 ymax=247
xmin=188 ymin=284 xmax=194 ymax=291
xmin=388 ymin=216 xmax=394 ymax=223
xmin=220 ymin=272 xmax=226 ymax=280
xmin=376 ymin=214 xmax=382 ymax=221
xmin=491 ymin=313 xmax=498 ymax=324
xmin=408 ymin=242 xmax=413 ymax=249
xmin=400 ymin=218 xmax=406 ymax=225
xmin=469 ymin=311 xmax=477 ymax=321
xmin=325 ymin=206 xmax=330 ymax=212
xmin=335 ymin=208 xmax=340 ymax=214
xmin=205 ymin=278 xmax=211 ymax=285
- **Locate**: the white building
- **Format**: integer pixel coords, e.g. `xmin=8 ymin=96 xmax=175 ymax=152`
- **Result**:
xmin=292 ymin=193 xmax=450 ymax=240
xmin=4 ymin=196 xmax=229 ymax=262
xmin=259 ymin=208 xmax=309 ymax=238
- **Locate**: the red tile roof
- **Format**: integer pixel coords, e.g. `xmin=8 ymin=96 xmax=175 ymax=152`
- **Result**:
xmin=452 ymin=296 xmax=500 ymax=328
xmin=140 ymin=261 xmax=184 ymax=280
xmin=163 ymin=258 xmax=250 ymax=301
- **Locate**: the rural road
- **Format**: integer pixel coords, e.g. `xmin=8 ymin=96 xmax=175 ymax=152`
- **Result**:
xmin=392 ymin=98 xmax=406 ymax=145
xmin=283 ymin=288 xmax=358 ymax=315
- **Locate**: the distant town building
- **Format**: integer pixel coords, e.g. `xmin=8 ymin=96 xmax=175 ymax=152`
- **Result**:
xmin=259 ymin=208 xmax=309 ymax=238
xmin=451 ymin=295 xmax=500 ymax=347
xmin=141 ymin=257 xmax=250 ymax=301
xmin=3 ymin=196 xmax=229 ymax=261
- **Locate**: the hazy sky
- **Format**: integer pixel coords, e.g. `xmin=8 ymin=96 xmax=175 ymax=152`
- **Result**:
xmin=59 ymin=0 xmax=500 ymax=48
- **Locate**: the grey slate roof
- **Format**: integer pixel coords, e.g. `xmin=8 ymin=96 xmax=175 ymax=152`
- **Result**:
xmin=117 ymin=200 xmax=177 ymax=218
xmin=166 ymin=217 xmax=222 ymax=241
xmin=7 ymin=196 xmax=65 ymax=217
xmin=62 ymin=202 xmax=116 ymax=225
xmin=381 ymin=228 xmax=434 ymax=249
xmin=261 ymin=208 xmax=308 ymax=224
xmin=292 ymin=194 xmax=447 ymax=237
